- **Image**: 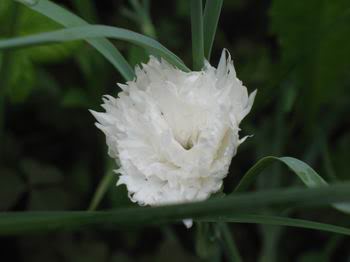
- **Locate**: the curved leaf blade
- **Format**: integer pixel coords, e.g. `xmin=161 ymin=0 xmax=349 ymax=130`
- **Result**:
xmin=234 ymin=156 xmax=350 ymax=214
xmin=15 ymin=0 xmax=134 ymax=80
xmin=0 ymin=25 xmax=190 ymax=72
xmin=203 ymin=0 xmax=223 ymax=60
xmin=201 ymin=214 xmax=350 ymax=236
xmin=1 ymin=183 xmax=350 ymax=235
xmin=191 ymin=0 xmax=204 ymax=70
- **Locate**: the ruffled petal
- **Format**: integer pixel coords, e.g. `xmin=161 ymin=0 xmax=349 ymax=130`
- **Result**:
xmin=91 ymin=49 xmax=256 ymax=208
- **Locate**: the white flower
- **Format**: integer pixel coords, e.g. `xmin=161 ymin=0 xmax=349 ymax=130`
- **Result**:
xmin=91 ymin=49 xmax=256 ymax=209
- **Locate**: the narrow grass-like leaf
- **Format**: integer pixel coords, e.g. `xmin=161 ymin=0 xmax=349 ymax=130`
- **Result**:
xmin=234 ymin=156 xmax=350 ymax=214
xmin=88 ymin=168 xmax=115 ymax=211
xmin=0 ymin=25 xmax=189 ymax=72
xmin=203 ymin=0 xmax=223 ymax=60
xmin=15 ymin=0 xmax=134 ymax=80
xmin=201 ymin=214 xmax=350 ymax=236
xmin=1 ymin=183 xmax=350 ymax=235
xmin=191 ymin=0 xmax=204 ymax=70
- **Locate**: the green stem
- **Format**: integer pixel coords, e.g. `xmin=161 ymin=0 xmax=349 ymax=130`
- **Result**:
xmin=217 ymin=222 xmax=242 ymax=262
xmin=191 ymin=0 xmax=204 ymax=70
xmin=88 ymin=159 xmax=115 ymax=211
xmin=195 ymin=222 xmax=210 ymax=258
xmin=195 ymin=222 xmax=221 ymax=261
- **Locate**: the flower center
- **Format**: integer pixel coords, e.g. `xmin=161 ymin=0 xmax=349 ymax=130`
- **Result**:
xmin=182 ymin=139 xmax=194 ymax=150
xmin=173 ymin=128 xmax=199 ymax=151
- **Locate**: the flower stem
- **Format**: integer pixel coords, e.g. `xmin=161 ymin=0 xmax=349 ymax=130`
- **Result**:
xmin=88 ymin=159 xmax=115 ymax=211
xmin=195 ymin=222 xmax=221 ymax=260
xmin=191 ymin=0 xmax=204 ymax=70
xmin=217 ymin=222 xmax=242 ymax=262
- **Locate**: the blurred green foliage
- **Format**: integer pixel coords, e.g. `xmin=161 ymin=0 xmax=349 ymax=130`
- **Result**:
xmin=0 ymin=0 xmax=349 ymax=261
xmin=0 ymin=0 xmax=80 ymax=103
xmin=270 ymin=0 xmax=350 ymax=122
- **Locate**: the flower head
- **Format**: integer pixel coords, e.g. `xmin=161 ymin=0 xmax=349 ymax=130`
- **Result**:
xmin=91 ymin=50 xmax=256 ymax=207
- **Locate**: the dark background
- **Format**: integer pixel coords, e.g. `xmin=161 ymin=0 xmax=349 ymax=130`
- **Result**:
xmin=0 ymin=0 xmax=350 ymax=261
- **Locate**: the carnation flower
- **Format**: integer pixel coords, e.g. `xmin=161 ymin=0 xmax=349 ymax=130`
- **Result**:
xmin=91 ymin=50 xmax=256 ymax=224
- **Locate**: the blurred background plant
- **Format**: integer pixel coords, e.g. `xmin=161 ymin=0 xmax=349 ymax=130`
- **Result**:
xmin=0 ymin=0 xmax=350 ymax=261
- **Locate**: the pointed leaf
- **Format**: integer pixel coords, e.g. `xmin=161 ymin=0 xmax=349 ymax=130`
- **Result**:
xmin=0 ymin=25 xmax=189 ymax=72
xmin=1 ymin=183 xmax=350 ymax=235
xmin=15 ymin=0 xmax=134 ymax=80
xmin=234 ymin=156 xmax=350 ymax=214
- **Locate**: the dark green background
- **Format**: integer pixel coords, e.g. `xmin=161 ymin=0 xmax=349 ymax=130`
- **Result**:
xmin=0 ymin=0 xmax=349 ymax=261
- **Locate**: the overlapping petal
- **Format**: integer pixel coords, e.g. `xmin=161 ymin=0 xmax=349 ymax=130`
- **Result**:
xmin=91 ymin=49 xmax=256 ymax=207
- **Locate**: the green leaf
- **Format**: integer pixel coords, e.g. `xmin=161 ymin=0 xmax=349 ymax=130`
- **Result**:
xmin=190 ymin=0 xmax=204 ymax=70
xmin=0 ymin=3 xmax=37 ymax=104
xmin=200 ymin=214 xmax=350 ymax=236
xmin=195 ymin=222 xmax=219 ymax=260
xmin=270 ymin=0 xmax=350 ymax=119
xmin=203 ymin=0 xmax=223 ymax=60
xmin=61 ymin=88 xmax=91 ymax=108
xmin=122 ymin=0 xmax=156 ymax=38
xmin=1 ymin=1 xmax=80 ymax=104
xmin=216 ymin=222 xmax=242 ymax=262
xmin=1 ymin=183 xmax=350 ymax=235
xmin=17 ymin=6 xmax=81 ymax=63
xmin=127 ymin=45 xmax=149 ymax=67
xmin=16 ymin=0 xmax=134 ymax=81
xmin=0 ymin=24 xmax=190 ymax=72
xmin=6 ymin=51 xmax=36 ymax=103
xmin=0 ymin=1 xmax=13 ymax=30
xmin=234 ymin=156 xmax=350 ymax=214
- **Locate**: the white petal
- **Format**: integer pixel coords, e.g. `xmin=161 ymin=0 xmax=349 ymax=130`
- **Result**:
xmin=90 ymin=49 xmax=256 ymax=208
xmin=183 ymin=219 xmax=193 ymax=229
